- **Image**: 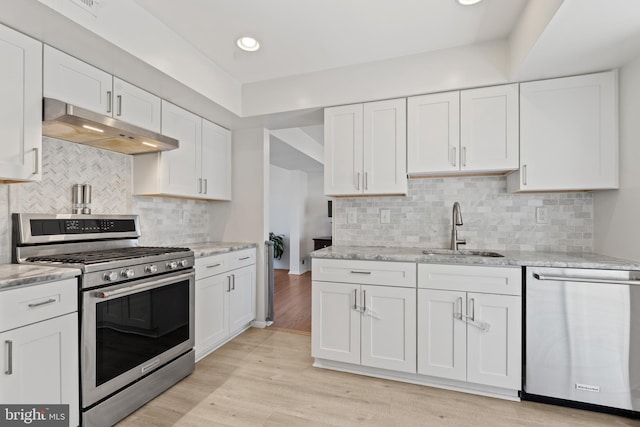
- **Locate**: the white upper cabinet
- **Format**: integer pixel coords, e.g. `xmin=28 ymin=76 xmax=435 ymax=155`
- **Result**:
xmin=324 ymin=104 xmax=364 ymax=195
xmin=44 ymin=46 xmax=161 ymax=132
xmin=0 ymin=24 xmax=42 ymax=182
xmin=408 ymin=84 xmax=518 ymax=176
xmin=134 ymin=101 xmax=232 ymax=200
xmin=408 ymin=91 xmax=460 ymax=174
xmin=508 ymin=70 xmax=618 ymax=192
xmin=113 ymin=77 xmax=161 ymax=132
xmin=460 ymin=84 xmax=519 ymax=172
xmin=324 ymin=99 xmax=407 ymax=196
xmin=201 ymin=119 xmax=232 ymax=200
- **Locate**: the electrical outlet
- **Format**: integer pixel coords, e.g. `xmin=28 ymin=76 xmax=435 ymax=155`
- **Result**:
xmin=348 ymin=208 xmax=357 ymax=224
xmin=380 ymin=209 xmax=391 ymax=224
xmin=536 ymin=207 xmax=549 ymax=224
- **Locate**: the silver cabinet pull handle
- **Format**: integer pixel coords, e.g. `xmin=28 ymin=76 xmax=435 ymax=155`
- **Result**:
xmin=5 ymin=341 xmax=12 ymax=375
xmin=239 ymin=256 xmax=250 ymax=261
xmin=28 ymin=298 xmax=57 ymax=308
xmin=231 ymin=274 xmax=235 ymax=291
xmin=116 ymin=95 xmax=122 ymax=116
xmin=198 ymin=178 xmax=203 ymax=194
xmin=32 ymin=147 xmax=39 ymax=175
xmin=364 ymin=172 xmax=368 ymax=190
xmin=227 ymin=276 xmax=231 ymax=292
xmin=353 ymin=289 xmax=358 ymax=311
xmin=523 ymin=164 xmax=527 ymax=185
xmin=356 ymin=172 xmax=361 ymax=190
xmin=533 ymin=273 xmax=640 ymax=285
xmin=452 ymin=146 xmax=457 ymax=167
xmin=455 ymin=297 xmax=463 ymax=320
xmin=363 ymin=289 xmax=367 ymax=313
xmin=469 ymin=298 xmax=475 ymax=322
xmin=204 ymin=179 xmax=208 ymax=194
xmin=106 ymin=91 xmax=112 ymax=113
xmin=206 ymin=263 xmax=222 ymax=268
xmin=462 ymin=147 xmax=467 ymax=167
xmin=350 ymin=270 xmax=371 ymax=275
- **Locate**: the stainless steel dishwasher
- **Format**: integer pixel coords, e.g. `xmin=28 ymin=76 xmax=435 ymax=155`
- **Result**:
xmin=525 ymin=266 xmax=640 ymax=412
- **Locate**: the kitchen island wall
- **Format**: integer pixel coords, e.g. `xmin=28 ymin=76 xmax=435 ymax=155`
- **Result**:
xmin=333 ymin=176 xmax=593 ymax=252
xmin=0 ymin=138 xmax=217 ymax=264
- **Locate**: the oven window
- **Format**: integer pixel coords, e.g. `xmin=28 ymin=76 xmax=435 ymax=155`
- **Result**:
xmin=95 ymin=280 xmax=190 ymax=386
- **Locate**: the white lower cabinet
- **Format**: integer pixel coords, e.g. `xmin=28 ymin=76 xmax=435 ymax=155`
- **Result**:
xmin=312 ymin=259 xmax=417 ymax=373
xmin=194 ymin=249 xmax=256 ymax=361
xmin=418 ymin=264 xmax=522 ymax=391
xmin=312 ymin=259 xmax=522 ymax=400
xmin=0 ymin=278 xmax=79 ymax=427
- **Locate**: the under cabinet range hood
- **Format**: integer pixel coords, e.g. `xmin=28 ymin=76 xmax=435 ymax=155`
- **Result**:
xmin=42 ymin=98 xmax=179 ymax=154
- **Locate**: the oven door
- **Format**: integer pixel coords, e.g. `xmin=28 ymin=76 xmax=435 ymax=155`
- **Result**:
xmin=81 ymin=269 xmax=194 ymax=408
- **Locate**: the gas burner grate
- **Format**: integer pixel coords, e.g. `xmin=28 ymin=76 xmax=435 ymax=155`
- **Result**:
xmin=26 ymin=246 xmax=190 ymax=264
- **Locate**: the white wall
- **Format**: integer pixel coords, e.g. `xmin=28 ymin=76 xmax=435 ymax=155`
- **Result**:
xmin=210 ymin=128 xmax=270 ymax=326
xmin=269 ymin=165 xmax=291 ymax=269
xmin=305 ymin=172 xmax=332 ymax=261
xmin=593 ymin=55 xmax=640 ymax=261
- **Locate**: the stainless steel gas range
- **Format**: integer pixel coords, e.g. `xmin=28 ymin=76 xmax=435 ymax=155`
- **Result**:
xmin=13 ymin=213 xmax=195 ymax=426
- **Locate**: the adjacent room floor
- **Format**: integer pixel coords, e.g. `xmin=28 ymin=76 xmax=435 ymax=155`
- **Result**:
xmin=270 ymin=269 xmax=311 ymax=334
xmin=118 ymin=329 xmax=639 ymax=426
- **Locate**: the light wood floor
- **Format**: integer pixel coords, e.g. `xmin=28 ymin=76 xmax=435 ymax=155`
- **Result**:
xmin=118 ymin=328 xmax=640 ymax=427
xmin=270 ymin=269 xmax=311 ymax=334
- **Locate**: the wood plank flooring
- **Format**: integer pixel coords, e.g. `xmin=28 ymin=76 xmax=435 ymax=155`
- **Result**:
xmin=118 ymin=328 xmax=640 ymax=427
xmin=270 ymin=269 xmax=311 ymax=334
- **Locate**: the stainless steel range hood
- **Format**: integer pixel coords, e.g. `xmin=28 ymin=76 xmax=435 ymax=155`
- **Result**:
xmin=42 ymin=98 xmax=178 ymax=154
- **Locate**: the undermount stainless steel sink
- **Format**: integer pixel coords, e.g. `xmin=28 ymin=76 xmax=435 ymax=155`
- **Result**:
xmin=422 ymin=249 xmax=505 ymax=258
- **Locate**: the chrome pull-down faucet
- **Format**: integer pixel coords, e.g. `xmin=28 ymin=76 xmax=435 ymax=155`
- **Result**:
xmin=450 ymin=202 xmax=466 ymax=250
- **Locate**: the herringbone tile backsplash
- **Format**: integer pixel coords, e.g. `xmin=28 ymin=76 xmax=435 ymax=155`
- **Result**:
xmin=0 ymin=138 xmax=214 ymax=263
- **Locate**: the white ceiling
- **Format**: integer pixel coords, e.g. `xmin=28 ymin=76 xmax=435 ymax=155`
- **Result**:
xmin=270 ymin=135 xmax=324 ymax=174
xmin=133 ymin=0 xmax=527 ymax=84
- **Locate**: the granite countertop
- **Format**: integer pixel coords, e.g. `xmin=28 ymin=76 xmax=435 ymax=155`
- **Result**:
xmin=187 ymin=242 xmax=258 ymax=258
xmin=0 ymin=264 xmax=81 ymax=292
xmin=310 ymin=246 xmax=640 ymax=270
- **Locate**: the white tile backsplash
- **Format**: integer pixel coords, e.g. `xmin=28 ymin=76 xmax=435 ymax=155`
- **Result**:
xmin=333 ymin=176 xmax=593 ymax=252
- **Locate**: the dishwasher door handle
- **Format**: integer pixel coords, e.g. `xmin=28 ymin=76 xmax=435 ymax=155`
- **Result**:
xmin=533 ymin=273 xmax=640 ymax=286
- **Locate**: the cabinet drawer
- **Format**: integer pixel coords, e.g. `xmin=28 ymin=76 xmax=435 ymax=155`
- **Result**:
xmin=228 ymin=249 xmax=256 ymax=271
xmin=0 ymin=278 xmax=78 ymax=332
xmin=418 ymin=264 xmax=521 ymax=295
xmin=313 ymin=259 xmax=416 ymax=288
xmin=195 ymin=253 xmax=230 ymax=280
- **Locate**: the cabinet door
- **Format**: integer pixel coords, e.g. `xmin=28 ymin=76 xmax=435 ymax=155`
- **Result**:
xmin=113 ymin=77 xmax=161 ymax=132
xmin=324 ymin=104 xmax=363 ymax=196
xmin=195 ymin=273 xmax=229 ymax=360
xmin=460 ymin=84 xmax=518 ymax=172
xmin=44 ymin=45 xmax=112 ymax=115
xmin=363 ymin=98 xmax=407 ymax=195
xmin=466 ymin=293 xmax=521 ymax=390
xmin=0 ymin=313 xmax=79 ymax=427
xmin=361 ymin=285 xmax=416 ymax=373
xmin=201 ymin=119 xmax=232 ymax=200
xmin=417 ymin=289 xmax=467 ymax=381
xmin=311 ymin=281 xmax=360 ymax=364
xmin=407 ymin=92 xmax=460 ymax=175
xmin=0 ymin=25 xmax=42 ymax=181
xmin=515 ymin=71 xmax=618 ymax=191
xmin=228 ymin=265 xmax=256 ymax=334
xmin=160 ymin=101 xmax=201 ymax=197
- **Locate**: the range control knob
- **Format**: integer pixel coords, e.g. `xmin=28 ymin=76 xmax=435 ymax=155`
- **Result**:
xmin=103 ymin=271 xmax=118 ymax=282
xmin=167 ymin=261 xmax=178 ymax=270
xmin=121 ymin=269 xmax=135 ymax=279
xmin=180 ymin=259 xmax=189 ymax=268
xmin=145 ymin=264 xmax=158 ymax=274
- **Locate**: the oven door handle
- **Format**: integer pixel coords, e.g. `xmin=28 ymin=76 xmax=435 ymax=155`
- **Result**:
xmin=94 ymin=271 xmax=194 ymax=299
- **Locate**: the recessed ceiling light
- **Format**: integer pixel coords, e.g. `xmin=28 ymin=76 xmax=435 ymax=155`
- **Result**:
xmin=458 ymin=0 xmax=483 ymax=5
xmin=236 ymin=36 xmax=260 ymax=52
